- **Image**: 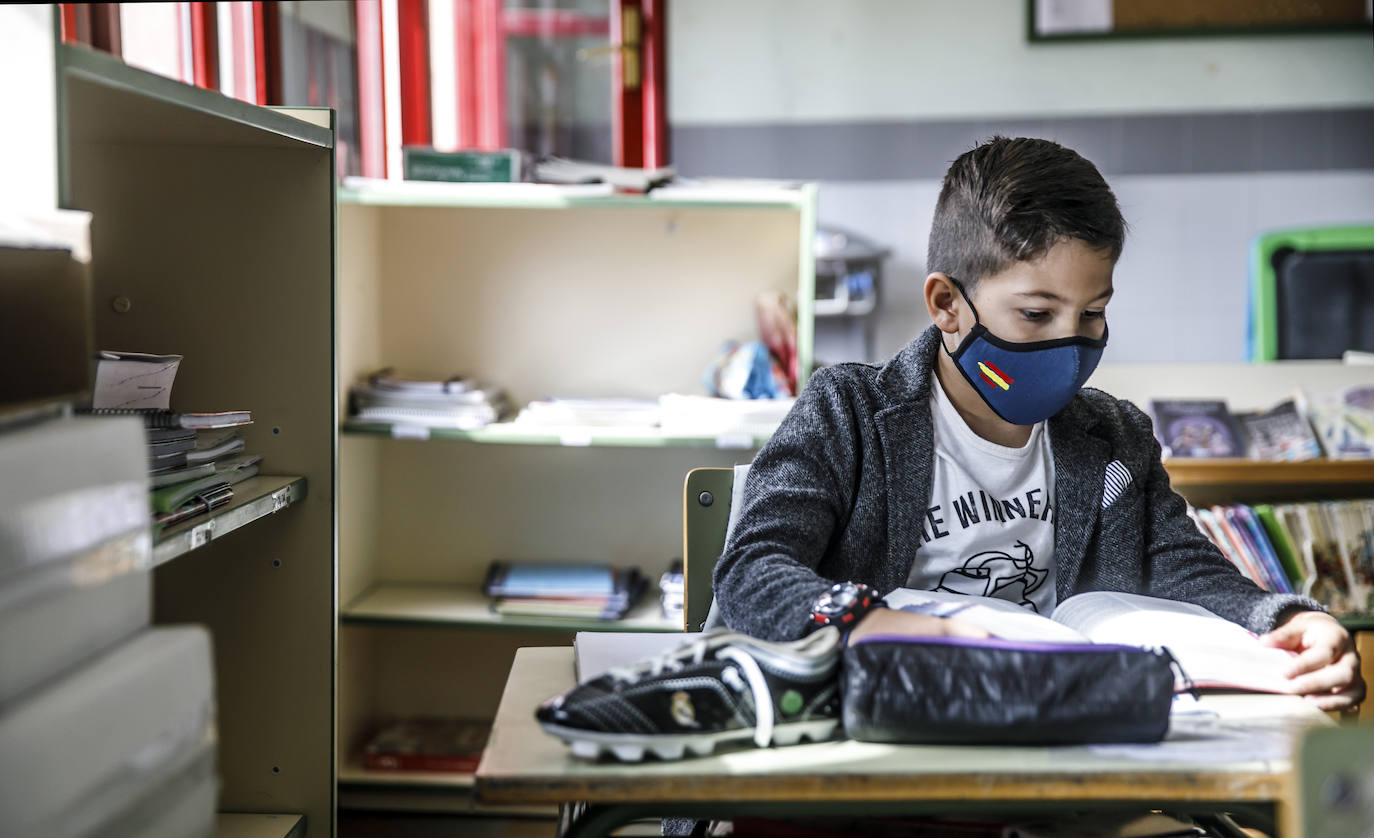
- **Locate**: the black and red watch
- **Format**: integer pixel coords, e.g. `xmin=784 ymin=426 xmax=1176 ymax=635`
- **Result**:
xmin=809 ymin=581 xmax=885 ymax=629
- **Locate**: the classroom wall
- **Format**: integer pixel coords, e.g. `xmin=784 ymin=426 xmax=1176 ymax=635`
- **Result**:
xmin=0 ymin=5 xmax=57 ymax=211
xmin=667 ymin=0 xmax=1374 ymax=363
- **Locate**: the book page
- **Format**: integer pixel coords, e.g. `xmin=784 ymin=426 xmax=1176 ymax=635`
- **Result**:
xmin=883 ymin=587 xmax=1089 ymax=643
xmin=1052 ymin=591 xmax=1295 ymax=693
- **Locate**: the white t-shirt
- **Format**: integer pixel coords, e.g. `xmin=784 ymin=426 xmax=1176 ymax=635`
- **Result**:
xmin=906 ymin=375 xmax=1058 ymax=614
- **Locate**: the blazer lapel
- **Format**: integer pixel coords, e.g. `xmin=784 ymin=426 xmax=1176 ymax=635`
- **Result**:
xmin=875 ymin=400 xmax=935 ymax=592
xmin=1048 ymin=400 xmax=1109 ymax=601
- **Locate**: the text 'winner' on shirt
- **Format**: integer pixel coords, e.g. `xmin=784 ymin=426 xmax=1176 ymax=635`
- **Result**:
xmin=907 ymin=375 xmax=1057 ymax=614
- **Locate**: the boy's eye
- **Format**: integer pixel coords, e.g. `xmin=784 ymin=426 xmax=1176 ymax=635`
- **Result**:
xmin=1019 ymin=310 xmax=1050 ymax=322
xmin=1082 ymin=310 xmax=1106 ymax=320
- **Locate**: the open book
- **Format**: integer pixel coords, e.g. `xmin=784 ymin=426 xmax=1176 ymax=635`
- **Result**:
xmin=883 ymin=588 xmax=1297 ymax=695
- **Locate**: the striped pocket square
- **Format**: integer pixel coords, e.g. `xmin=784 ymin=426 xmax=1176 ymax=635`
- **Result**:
xmin=1102 ymin=460 xmax=1134 ymax=509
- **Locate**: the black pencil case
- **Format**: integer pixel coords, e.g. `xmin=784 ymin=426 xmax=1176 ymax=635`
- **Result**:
xmin=840 ymin=635 xmax=1176 ymax=745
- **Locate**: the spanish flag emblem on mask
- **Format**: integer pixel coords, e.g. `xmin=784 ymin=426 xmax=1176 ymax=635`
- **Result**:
xmin=977 ymin=361 xmax=1013 ymax=391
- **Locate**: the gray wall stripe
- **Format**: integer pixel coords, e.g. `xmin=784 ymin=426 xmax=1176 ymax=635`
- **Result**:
xmin=670 ymin=108 xmax=1374 ymax=180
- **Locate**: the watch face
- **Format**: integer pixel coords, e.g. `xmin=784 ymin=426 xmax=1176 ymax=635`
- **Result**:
xmin=817 ymin=583 xmax=861 ymax=616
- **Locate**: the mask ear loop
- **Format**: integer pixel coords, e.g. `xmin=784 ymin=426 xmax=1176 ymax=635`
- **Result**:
xmin=942 ymin=276 xmax=983 ymax=359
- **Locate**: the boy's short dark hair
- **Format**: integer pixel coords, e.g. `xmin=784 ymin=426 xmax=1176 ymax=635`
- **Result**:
xmin=928 ymin=136 xmax=1126 ymax=293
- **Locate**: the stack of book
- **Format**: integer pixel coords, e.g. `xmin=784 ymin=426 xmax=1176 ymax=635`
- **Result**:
xmin=482 ymin=561 xmax=646 ymax=621
xmin=80 ymin=349 xmax=258 ymax=531
xmin=1189 ymin=499 xmax=1374 ymax=615
xmin=350 ymin=369 xmax=511 ymax=430
xmin=659 ymin=559 xmax=684 ymax=622
xmin=144 ymin=412 xmax=258 ymax=530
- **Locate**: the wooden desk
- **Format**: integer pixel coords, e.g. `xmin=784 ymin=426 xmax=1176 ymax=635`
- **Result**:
xmin=476 ymin=647 xmax=1332 ymax=838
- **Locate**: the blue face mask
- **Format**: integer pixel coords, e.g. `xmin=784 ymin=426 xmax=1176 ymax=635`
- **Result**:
xmin=944 ymin=279 xmax=1107 ymax=426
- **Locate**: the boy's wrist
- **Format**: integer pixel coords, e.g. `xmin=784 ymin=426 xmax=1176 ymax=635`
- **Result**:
xmin=809 ymin=581 xmax=886 ymax=631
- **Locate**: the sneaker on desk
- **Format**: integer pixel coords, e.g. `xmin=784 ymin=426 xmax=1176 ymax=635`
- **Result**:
xmin=536 ymin=627 xmax=843 ymax=762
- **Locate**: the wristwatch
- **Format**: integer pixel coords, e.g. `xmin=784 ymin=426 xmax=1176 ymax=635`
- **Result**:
xmin=809 ymin=581 xmax=885 ymax=629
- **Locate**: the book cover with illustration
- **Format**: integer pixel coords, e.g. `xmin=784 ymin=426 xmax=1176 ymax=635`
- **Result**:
xmin=1234 ymin=398 xmax=1322 ymax=461
xmin=1148 ymin=399 xmax=1247 ymax=458
xmin=1299 ymin=385 xmax=1374 ymax=459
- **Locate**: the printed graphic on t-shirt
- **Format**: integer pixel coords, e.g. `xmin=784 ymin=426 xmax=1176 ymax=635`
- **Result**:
xmin=934 ymin=540 xmax=1047 ymax=611
xmin=913 ymin=485 xmax=1055 ymax=613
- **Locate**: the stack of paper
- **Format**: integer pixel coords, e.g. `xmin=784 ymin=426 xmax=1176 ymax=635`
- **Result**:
xmin=513 ymin=398 xmax=662 ymax=429
xmin=351 ymin=369 xmax=511 ymax=430
xmin=658 ymin=393 xmax=795 ymax=438
xmin=482 ymin=561 xmax=646 ymax=621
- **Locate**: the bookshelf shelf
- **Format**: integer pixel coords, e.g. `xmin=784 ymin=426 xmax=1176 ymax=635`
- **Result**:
xmin=339 ymin=758 xmax=476 ymax=789
xmin=153 ymin=475 xmax=307 ymax=567
xmin=213 ymin=813 xmax=306 ymax=838
xmin=342 ymin=582 xmax=683 ymax=633
xmin=338 ymin=179 xmax=811 ymax=211
xmin=1163 ymin=459 xmax=1374 ymax=489
xmin=342 ymin=420 xmax=770 ymax=450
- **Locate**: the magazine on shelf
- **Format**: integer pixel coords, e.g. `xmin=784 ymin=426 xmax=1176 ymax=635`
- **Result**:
xmin=1147 ymin=399 xmax=1247 ymax=458
xmin=883 ymin=588 xmax=1296 ymax=694
xmin=90 ymin=351 xmax=181 ymax=410
xmin=1233 ymin=398 xmax=1322 ymax=461
xmin=1299 ymin=385 xmax=1374 ymax=459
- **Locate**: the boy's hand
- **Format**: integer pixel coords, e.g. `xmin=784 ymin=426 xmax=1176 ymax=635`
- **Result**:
xmin=1260 ymin=611 xmax=1365 ymax=712
xmin=846 ymin=607 xmax=991 ymax=646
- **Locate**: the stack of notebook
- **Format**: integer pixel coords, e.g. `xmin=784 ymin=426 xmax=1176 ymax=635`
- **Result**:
xmin=80 ymin=350 xmax=259 ymax=530
xmin=482 ymin=561 xmax=646 ymax=621
xmin=350 ymin=368 xmax=511 ymax=430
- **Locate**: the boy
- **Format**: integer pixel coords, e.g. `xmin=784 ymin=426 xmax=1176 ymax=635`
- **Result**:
xmin=714 ymin=136 xmax=1363 ymax=711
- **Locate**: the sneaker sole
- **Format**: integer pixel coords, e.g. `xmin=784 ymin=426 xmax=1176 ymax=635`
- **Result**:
xmin=540 ymin=718 xmax=840 ymax=762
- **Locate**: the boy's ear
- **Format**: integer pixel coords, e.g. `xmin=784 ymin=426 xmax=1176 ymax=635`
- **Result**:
xmin=924 ymin=273 xmax=963 ymax=334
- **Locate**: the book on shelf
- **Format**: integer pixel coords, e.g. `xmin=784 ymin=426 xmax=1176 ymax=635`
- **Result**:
xmin=89 ymin=351 xmax=181 ymax=410
xmin=1147 ymin=399 xmax=1247 ymax=458
xmin=185 ymin=429 xmax=245 ymax=465
xmin=147 ymin=432 xmax=197 ymax=459
xmin=1233 ymin=398 xmax=1322 ymax=462
xmin=82 ymin=408 xmax=253 ymax=429
xmin=531 ymin=156 xmax=676 ymax=192
xmin=149 ymin=461 xmax=216 ymax=489
xmin=1192 ymin=498 xmax=1374 ymax=615
xmin=150 ymin=454 xmax=261 ymax=514
xmin=1299 ymin=385 xmax=1374 ymax=459
xmin=403 ymin=147 xmax=522 ymax=183
xmin=483 ymin=561 xmax=646 ymax=621
xmin=350 ymin=368 xmax=510 ymax=429
xmin=884 ymin=588 xmax=1296 ymax=694
xmin=362 ymin=718 xmax=490 ymax=774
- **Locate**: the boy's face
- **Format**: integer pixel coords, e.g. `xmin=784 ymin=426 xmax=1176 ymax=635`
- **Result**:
xmin=959 ymin=237 xmax=1115 ymax=344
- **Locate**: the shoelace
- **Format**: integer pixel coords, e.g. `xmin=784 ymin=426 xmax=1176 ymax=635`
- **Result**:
xmin=608 ymin=634 xmax=778 ymax=748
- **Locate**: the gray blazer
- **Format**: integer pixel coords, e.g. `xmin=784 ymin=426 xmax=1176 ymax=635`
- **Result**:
xmin=713 ymin=325 xmax=1322 ymax=641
